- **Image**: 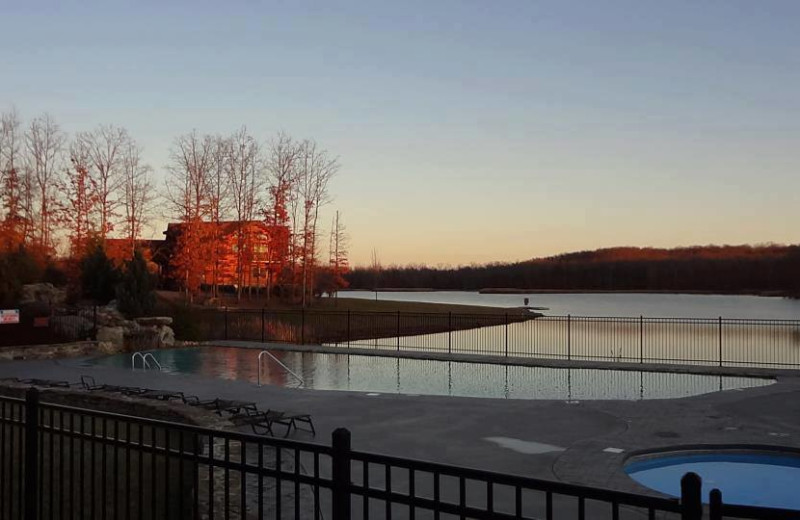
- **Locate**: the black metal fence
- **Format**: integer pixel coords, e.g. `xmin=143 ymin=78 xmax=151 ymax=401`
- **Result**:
xmin=2 ymin=388 xmax=795 ymax=519
xmin=204 ymin=309 xmax=800 ymax=369
xmin=0 ymin=308 xmax=97 ymax=348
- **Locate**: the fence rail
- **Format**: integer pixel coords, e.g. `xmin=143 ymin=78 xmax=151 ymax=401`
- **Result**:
xmin=203 ymin=308 xmax=800 ymax=369
xmin=0 ymin=307 xmax=97 ymax=348
xmin=2 ymin=388 xmax=796 ymax=519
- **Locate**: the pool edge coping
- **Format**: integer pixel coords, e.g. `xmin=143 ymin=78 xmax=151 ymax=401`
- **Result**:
xmin=202 ymin=340 xmax=798 ymax=379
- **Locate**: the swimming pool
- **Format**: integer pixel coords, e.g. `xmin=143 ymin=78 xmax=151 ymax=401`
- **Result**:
xmin=626 ymin=451 xmax=800 ymax=509
xmin=85 ymin=347 xmax=773 ymax=401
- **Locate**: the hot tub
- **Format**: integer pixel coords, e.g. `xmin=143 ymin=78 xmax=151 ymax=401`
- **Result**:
xmin=625 ymin=450 xmax=800 ymax=510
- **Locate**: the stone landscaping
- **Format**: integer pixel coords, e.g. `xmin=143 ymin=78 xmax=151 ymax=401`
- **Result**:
xmin=6 ymin=283 xmax=177 ymax=357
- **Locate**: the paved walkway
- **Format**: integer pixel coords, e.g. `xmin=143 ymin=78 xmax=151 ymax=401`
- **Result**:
xmin=2 ymin=349 xmax=799 ymax=515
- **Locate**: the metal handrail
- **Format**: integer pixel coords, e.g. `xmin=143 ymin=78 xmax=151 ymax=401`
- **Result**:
xmin=131 ymin=351 xmax=162 ymax=371
xmin=258 ymin=350 xmax=304 ymax=387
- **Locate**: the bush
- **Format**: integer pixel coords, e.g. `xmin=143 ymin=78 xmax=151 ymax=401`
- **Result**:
xmin=116 ymin=249 xmax=156 ymax=318
xmin=80 ymin=242 xmax=121 ymax=304
xmin=169 ymin=303 xmax=203 ymax=341
xmin=43 ymin=262 xmax=69 ymax=287
xmin=0 ymin=247 xmax=44 ymax=307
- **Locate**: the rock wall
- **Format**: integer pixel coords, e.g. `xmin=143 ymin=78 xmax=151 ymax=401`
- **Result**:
xmin=0 ymin=341 xmax=119 ymax=361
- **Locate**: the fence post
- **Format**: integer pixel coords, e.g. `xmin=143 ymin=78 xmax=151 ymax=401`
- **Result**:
xmin=504 ymin=313 xmax=509 ymax=357
xmin=709 ymin=489 xmax=722 ymax=520
xmin=331 ymin=428 xmax=352 ymax=520
xmin=301 ymin=308 xmax=305 ymax=345
xmin=567 ymin=314 xmax=571 ymax=361
xmin=347 ymin=310 xmax=351 ymax=348
xmin=680 ymin=472 xmax=703 ymax=520
xmin=718 ymin=317 xmax=723 ymax=367
xmin=25 ymin=388 xmax=39 ymax=520
xmin=639 ymin=315 xmax=644 ymax=364
xmin=261 ymin=307 xmax=265 ymax=343
xmin=397 ymin=310 xmax=400 ymax=351
xmin=224 ymin=307 xmax=228 ymax=340
xmin=448 ymin=312 xmax=452 ymax=354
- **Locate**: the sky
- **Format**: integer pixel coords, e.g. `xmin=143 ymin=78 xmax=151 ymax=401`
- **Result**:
xmin=2 ymin=0 xmax=799 ymax=266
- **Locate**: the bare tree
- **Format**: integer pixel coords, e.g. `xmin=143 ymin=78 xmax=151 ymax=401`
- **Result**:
xmin=370 ymin=248 xmax=381 ymax=301
xmin=121 ymin=139 xmax=155 ymax=258
xmin=25 ymin=113 xmax=65 ymax=252
xmin=85 ymin=125 xmax=129 ymax=240
xmin=226 ymin=127 xmax=262 ymax=299
xmin=327 ymin=209 xmax=349 ymax=300
xmin=207 ymin=135 xmax=231 ymax=298
xmin=264 ymin=132 xmax=300 ymax=302
xmin=165 ymin=131 xmax=213 ymax=299
xmin=297 ymin=139 xmax=338 ymax=307
xmin=62 ymin=135 xmax=97 ymax=257
xmin=0 ymin=109 xmax=27 ymax=250
xmin=330 ymin=210 xmax=349 ymax=271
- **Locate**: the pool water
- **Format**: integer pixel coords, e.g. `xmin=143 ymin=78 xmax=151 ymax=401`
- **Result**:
xmin=626 ymin=452 xmax=800 ymax=509
xmin=85 ymin=347 xmax=773 ymax=401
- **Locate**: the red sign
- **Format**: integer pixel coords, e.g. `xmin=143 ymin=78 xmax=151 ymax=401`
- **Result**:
xmin=0 ymin=309 xmax=20 ymax=324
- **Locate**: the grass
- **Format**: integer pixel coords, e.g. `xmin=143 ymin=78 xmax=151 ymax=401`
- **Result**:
xmin=157 ymin=290 xmax=531 ymax=316
xmin=155 ymin=291 xmax=537 ymax=343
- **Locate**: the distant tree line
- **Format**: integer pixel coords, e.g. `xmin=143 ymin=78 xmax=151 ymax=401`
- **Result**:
xmin=346 ymin=246 xmax=800 ymax=296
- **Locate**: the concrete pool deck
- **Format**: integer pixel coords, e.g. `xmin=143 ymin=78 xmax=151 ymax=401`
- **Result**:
xmin=1 ymin=349 xmax=799 ymax=501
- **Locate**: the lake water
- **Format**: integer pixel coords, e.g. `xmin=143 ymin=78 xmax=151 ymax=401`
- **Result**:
xmin=343 ymin=291 xmax=800 ymax=319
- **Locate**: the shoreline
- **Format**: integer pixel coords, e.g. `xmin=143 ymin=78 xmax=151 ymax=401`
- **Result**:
xmin=343 ymin=288 xmax=796 ymax=298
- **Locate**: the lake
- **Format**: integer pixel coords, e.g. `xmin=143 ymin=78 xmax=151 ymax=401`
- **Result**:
xmin=342 ymin=291 xmax=800 ymax=319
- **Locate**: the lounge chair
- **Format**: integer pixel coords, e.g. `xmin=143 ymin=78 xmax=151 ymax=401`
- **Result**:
xmin=231 ymin=407 xmax=315 ymax=437
xmin=20 ymin=378 xmax=71 ymax=388
xmin=184 ymin=397 xmax=257 ymax=415
xmin=229 ymin=410 xmax=287 ymax=436
xmin=79 ymin=375 xmax=146 ymax=394
xmin=137 ymin=389 xmax=187 ymax=401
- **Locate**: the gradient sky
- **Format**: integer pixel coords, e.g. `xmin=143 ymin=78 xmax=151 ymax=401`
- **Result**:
xmin=2 ymin=1 xmax=799 ymax=266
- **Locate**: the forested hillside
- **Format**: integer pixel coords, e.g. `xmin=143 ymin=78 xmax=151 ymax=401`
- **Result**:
xmin=346 ymin=245 xmax=800 ymax=295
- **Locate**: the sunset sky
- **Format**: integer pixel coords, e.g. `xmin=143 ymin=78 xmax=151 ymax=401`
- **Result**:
xmin=2 ymin=1 xmax=799 ymax=266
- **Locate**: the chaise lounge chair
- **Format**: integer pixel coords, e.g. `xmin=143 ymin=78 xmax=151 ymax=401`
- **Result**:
xmin=20 ymin=378 xmax=72 ymax=388
xmin=184 ymin=397 xmax=257 ymax=415
xmin=79 ymin=375 xmax=146 ymax=395
xmin=230 ymin=407 xmax=315 ymax=437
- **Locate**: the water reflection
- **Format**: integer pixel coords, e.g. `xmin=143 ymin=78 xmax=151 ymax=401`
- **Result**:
xmin=93 ymin=347 xmax=773 ymax=401
xmin=344 ymin=318 xmax=800 ymax=368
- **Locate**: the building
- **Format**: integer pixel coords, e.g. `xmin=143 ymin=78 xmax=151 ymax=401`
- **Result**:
xmin=103 ymin=221 xmax=289 ymax=292
xmin=104 ymin=238 xmax=168 ymax=274
xmin=162 ymin=220 xmax=288 ymax=291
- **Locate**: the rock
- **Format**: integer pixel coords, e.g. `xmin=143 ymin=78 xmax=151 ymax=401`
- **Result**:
xmin=86 ymin=306 xmax=125 ymax=327
xmin=20 ymin=283 xmax=66 ymax=306
xmin=96 ymin=326 xmax=124 ymax=349
xmin=125 ymin=328 xmax=159 ymax=350
xmin=136 ymin=316 xmax=173 ymax=327
xmin=157 ymin=326 xmax=175 ymax=347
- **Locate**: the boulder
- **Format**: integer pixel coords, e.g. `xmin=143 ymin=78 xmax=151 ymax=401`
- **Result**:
xmin=125 ymin=327 xmax=159 ymax=350
xmin=157 ymin=326 xmax=175 ymax=347
xmin=136 ymin=316 xmax=173 ymax=327
xmin=96 ymin=326 xmax=124 ymax=349
xmin=20 ymin=283 xmax=66 ymax=306
xmin=85 ymin=306 xmax=126 ymax=327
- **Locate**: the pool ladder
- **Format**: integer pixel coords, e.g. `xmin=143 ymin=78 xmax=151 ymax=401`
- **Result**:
xmin=131 ymin=351 xmax=162 ymax=371
xmin=258 ymin=350 xmax=304 ymax=387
